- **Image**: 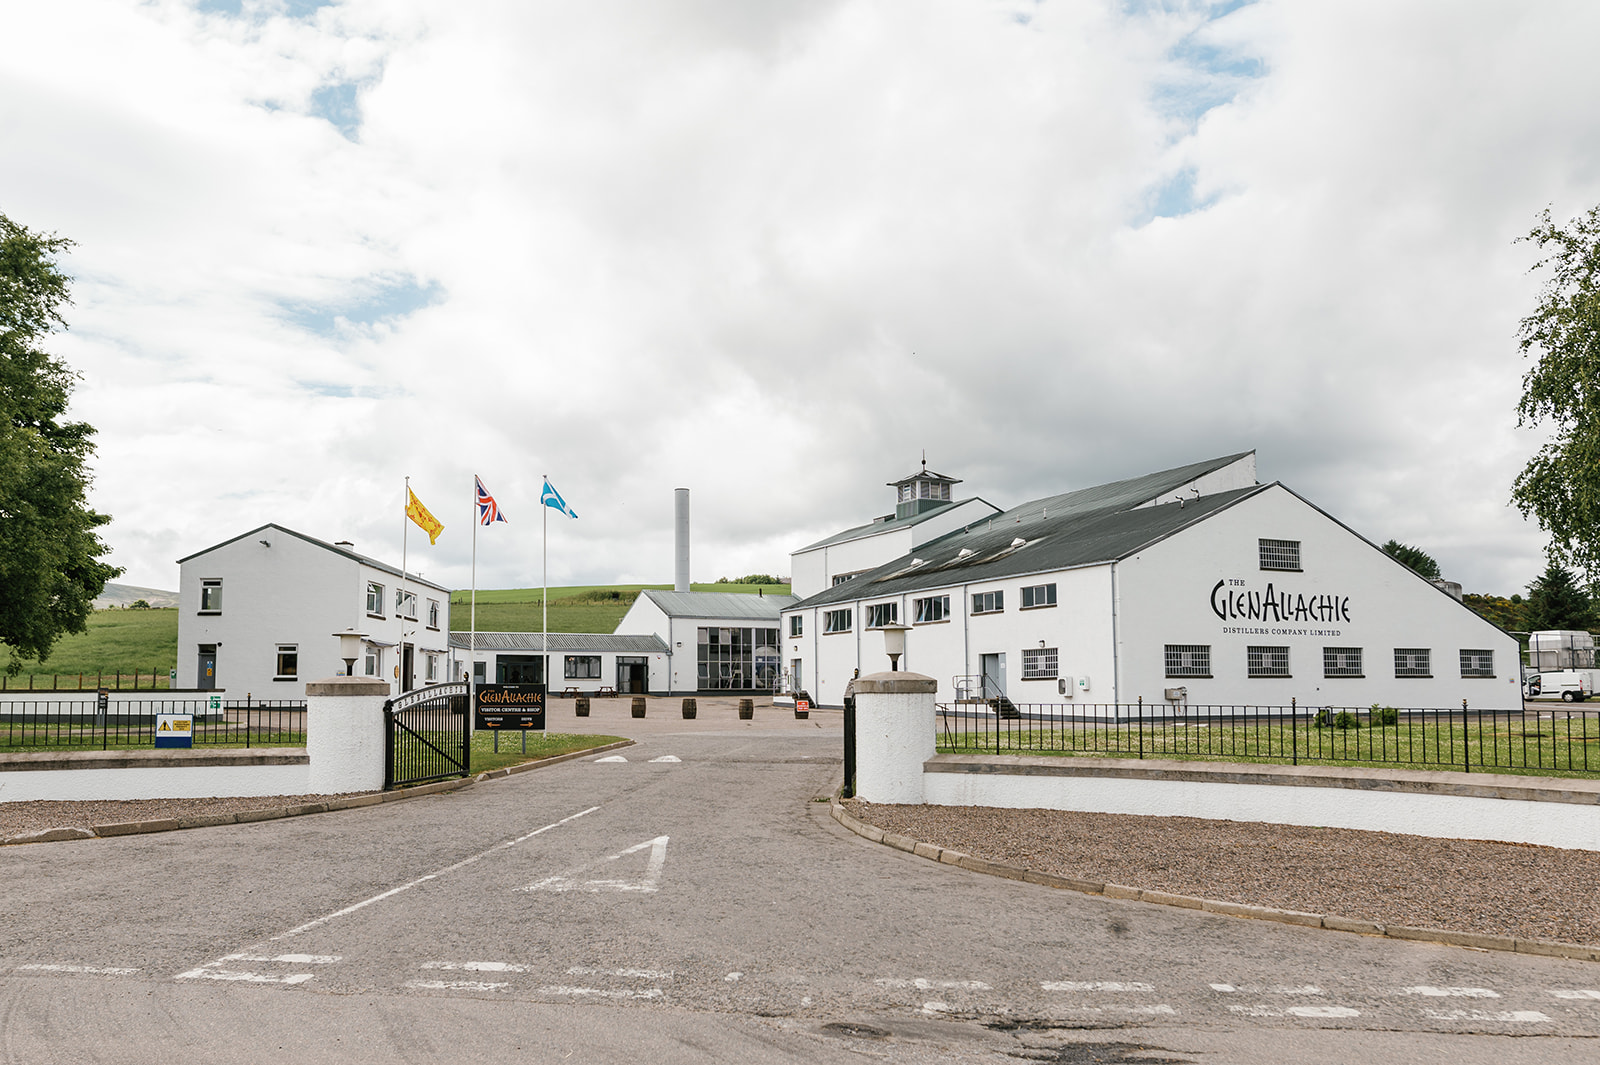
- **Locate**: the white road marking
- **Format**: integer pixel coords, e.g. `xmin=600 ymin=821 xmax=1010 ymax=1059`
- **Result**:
xmin=876 ymin=978 xmax=993 ymax=991
xmin=1210 ymin=983 xmax=1323 ymax=995
xmin=566 ymin=966 xmax=673 ymax=980
xmin=407 ymin=979 xmax=509 ymax=992
xmin=921 ymin=1001 xmax=949 ymax=1015
xmin=15 ymin=964 xmax=140 ymax=976
xmin=1042 ymin=981 xmax=1156 ymax=993
xmin=725 ymin=972 xmax=743 ymax=982
xmin=1550 ymin=989 xmax=1600 ymax=1000
xmin=1229 ymin=1004 xmax=1360 ymax=1019
xmin=594 ymin=755 xmax=628 ymax=763
xmin=648 ymin=755 xmax=681 ymax=763
xmin=535 ymin=985 xmax=663 ymax=1000
xmin=226 ymin=953 xmax=340 ymax=965
xmin=173 ymin=806 xmax=600 ymax=985
xmin=1400 ymin=986 xmax=1499 ymax=998
xmin=422 ymin=961 xmax=536 ymax=973
xmin=1425 ymin=1009 xmax=1549 ymax=1023
xmin=521 ymin=836 xmax=669 ymax=894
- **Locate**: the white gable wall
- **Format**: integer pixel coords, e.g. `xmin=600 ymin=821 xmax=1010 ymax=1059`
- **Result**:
xmin=1115 ymin=487 xmax=1522 ymax=711
xmin=1140 ymin=453 xmax=1258 ymax=508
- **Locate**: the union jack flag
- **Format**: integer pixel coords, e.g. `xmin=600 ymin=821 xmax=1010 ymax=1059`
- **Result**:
xmin=476 ymin=475 xmax=509 ymax=525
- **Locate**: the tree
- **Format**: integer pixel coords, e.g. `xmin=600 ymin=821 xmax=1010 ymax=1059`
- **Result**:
xmin=1511 ymin=205 xmax=1600 ymax=581
xmin=1524 ymin=560 xmax=1593 ymax=632
xmin=0 ymin=212 xmax=121 ymax=671
xmin=1380 ymin=539 xmax=1442 ymax=581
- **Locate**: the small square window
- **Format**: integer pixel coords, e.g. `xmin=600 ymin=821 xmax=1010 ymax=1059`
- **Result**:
xmin=1022 ymin=647 xmax=1058 ymax=679
xmin=1259 ymin=539 xmax=1301 ymax=571
xmin=972 ymin=591 xmax=1004 ymax=615
xmin=1459 ymin=649 xmax=1493 ymax=678
xmin=1394 ymin=648 xmax=1431 ymax=677
xmin=1247 ymin=645 xmax=1290 ymax=677
xmin=275 ymin=644 xmax=297 ymax=679
xmin=788 ymin=615 xmax=803 ymax=638
xmin=199 ymin=579 xmax=223 ymax=613
xmin=1323 ymin=647 xmax=1363 ymax=678
xmin=1165 ymin=644 xmax=1211 ymax=678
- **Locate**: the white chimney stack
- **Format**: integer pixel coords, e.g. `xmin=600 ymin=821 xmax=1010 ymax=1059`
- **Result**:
xmin=674 ymin=488 xmax=690 ymax=593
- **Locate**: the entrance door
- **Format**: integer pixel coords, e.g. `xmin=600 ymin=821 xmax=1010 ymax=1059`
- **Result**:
xmin=401 ymin=643 xmax=415 ymax=693
xmin=979 ymin=652 xmax=1007 ymax=699
xmin=197 ymin=645 xmax=217 ymax=690
xmin=617 ymin=657 xmax=648 ymax=694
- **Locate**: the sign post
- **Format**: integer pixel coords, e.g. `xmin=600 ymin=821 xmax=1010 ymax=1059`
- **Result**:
xmin=474 ymin=684 xmax=546 ymax=754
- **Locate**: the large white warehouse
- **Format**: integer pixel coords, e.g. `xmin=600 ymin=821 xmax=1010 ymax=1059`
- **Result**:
xmin=781 ymin=453 xmax=1521 ymax=712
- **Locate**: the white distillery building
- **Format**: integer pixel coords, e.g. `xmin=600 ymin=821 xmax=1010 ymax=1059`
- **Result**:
xmin=176 ymin=524 xmax=452 ymax=698
xmin=448 ymin=632 xmax=670 ymax=694
xmin=781 ymin=453 xmax=1521 ymax=712
xmin=615 ymin=590 xmax=799 ymax=694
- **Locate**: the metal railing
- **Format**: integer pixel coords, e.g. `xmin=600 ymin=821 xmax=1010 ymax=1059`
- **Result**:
xmin=936 ymin=699 xmax=1600 ymax=777
xmin=0 ymin=669 xmax=173 ymax=691
xmin=0 ymin=695 xmax=306 ymax=751
xmin=385 ymin=682 xmax=470 ymax=788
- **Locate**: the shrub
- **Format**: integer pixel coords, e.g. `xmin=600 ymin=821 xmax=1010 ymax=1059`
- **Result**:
xmin=1333 ymin=710 xmax=1359 ymax=730
xmin=1371 ymin=705 xmax=1399 ymax=727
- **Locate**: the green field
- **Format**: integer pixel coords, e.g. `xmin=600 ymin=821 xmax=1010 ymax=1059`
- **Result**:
xmin=3 ymin=608 xmax=178 ymax=689
xmin=451 ymin=583 xmax=790 ymax=635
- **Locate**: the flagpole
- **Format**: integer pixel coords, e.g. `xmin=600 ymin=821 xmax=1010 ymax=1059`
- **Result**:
xmin=401 ymin=475 xmax=409 ymax=694
xmin=470 ymin=475 xmax=478 ymax=713
xmin=542 ymin=474 xmax=549 ymax=692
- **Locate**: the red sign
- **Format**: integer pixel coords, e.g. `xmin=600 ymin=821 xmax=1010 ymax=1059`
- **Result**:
xmin=796 ymin=699 xmax=810 ymax=711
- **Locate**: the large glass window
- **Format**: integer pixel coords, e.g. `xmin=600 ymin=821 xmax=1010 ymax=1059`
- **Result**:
xmin=824 ymin=609 xmax=852 ymax=634
xmin=200 ymin=579 xmax=223 ymax=613
xmin=696 ymin=626 xmax=780 ymax=691
xmin=565 ymin=655 xmax=602 ymax=679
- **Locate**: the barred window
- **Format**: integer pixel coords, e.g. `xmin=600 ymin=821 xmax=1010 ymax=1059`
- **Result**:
xmin=788 ymin=615 xmax=803 ymax=638
xmin=1021 ymin=584 xmax=1057 ymax=609
xmin=1165 ymin=644 xmax=1211 ymax=678
xmin=824 ymin=609 xmax=852 ymax=634
xmin=914 ymin=595 xmax=950 ymax=623
xmin=1460 ymin=649 xmax=1494 ymax=678
xmin=1248 ymin=645 xmax=1290 ymax=677
xmin=1394 ymin=648 xmax=1431 ymax=677
xmin=1259 ymin=538 xmax=1301 ymax=571
xmin=564 ymin=655 xmax=602 ymax=679
xmin=866 ymin=602 xmax=899 ymax=628
xmin=1022 ymin=647 xmax=1059 ymax=679
xmin=1323 ymin=647 xmax=1363 ymax=678
xmin=972 ymin=590 xmax=1004 ymax=614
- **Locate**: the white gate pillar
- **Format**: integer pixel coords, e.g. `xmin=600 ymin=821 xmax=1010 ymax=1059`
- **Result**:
xmin=853 ymin=671 xmax=937 ymax=804
xmin=306 ymin=676 xmax=392 ymax=794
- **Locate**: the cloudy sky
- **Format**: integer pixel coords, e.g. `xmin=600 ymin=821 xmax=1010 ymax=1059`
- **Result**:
xmin=5 ymin=0 xmax=1598 ymax=596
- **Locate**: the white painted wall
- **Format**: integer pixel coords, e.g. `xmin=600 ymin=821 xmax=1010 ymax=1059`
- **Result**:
xmin=922 ymin=769 xmax=1600 ymax=852
xmin=1116 ymin=487 xmax=1523 ymax=711
xmin=790 ymin=499 xmax=1001 ymax=599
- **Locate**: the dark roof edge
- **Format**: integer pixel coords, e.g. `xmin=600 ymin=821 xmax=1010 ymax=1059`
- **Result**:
xmin=176 ymin=523 xmax=452 ymax=593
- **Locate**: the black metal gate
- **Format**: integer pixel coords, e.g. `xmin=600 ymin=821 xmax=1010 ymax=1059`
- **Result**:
xmin=384 ymin=681 xmax=470 ymax=789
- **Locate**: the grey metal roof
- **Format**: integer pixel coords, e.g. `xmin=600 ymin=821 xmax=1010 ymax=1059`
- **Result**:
xmin=993 ymin=451 xmax=1257 ymax=525
xmin=796 ymin=497 xmax=1001 ymax=552
xmin=792 ymin=484 xmax=1267 ymax=609
xmin=176 ymin=523 xmax=452 ymax=593
xmin=448 ymin=632 xmax=670 ymax=653
xmin=635 ymin=589 xmax=797 ymax=620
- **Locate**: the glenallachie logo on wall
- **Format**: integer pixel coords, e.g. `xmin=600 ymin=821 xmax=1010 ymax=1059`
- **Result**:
xmin=1210 ymin=579 xmax=1351 ymax=624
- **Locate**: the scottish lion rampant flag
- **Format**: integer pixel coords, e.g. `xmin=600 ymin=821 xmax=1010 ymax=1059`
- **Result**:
xmin=475 ymin=475 xmax=509 ymax=525
xmin=541 ymin=478 xmax=578 ymax=519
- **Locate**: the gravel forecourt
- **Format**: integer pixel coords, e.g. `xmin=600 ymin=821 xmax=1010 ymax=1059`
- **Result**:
xmin=845 ymin=799 xmax=1600 ymax=947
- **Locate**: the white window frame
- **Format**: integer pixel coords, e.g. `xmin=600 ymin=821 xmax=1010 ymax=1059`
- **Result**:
xmin=274 ymin=644 xmax=298 ymax=680
xmin=914 ymin=595 xmax=950 ymax=624
xmin=395 ymin=588 xmax=418 ymax=620
xmin=866 ymin=602 xmax=899 ymax=629
xmin=366 ymin=582 xmax=384 ymax=617
xmin=565 ymin=655 xmax=603 ymax=679
xmin=1459 ymin=649 xmax=1494 ymax=678
xmin=363 ymin=648 xmax=381 ymax=677
xmin=972 ymin=590 xmax=1004 ymax=615
xmin=199 ymin=579 xmax=223 ymax=614
xmin=1395 ymin=648 xmax=1431 ymax=677
xmin=425 ymin=653 xmax=438 ymax=682
xmin=823 ymin=609 xmax=852 ymax=634
xmin=1323 ymin=647 xmax=1363 ymax=678
xmin=1164 ymin=644 xmax=1211 ymax=678
xmin=1247 ymin=645 xmax=1290 ymax=678
xmin=788 ymin=615 xmax=803 ymax=638
xmin=1259 ymin=539 xmax=1301 ymax=571
xmin=427 ymin=599 xmax=440 ymax=630
xmin=1021 ymin=647 xmax=1058 ymax=680
xmin=1021 ymin=584 xmax=1057 ymax=609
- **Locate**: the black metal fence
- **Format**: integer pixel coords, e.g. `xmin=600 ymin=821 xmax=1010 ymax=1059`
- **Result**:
xmin=385 ymin=682 xmax=470 ymax=788
xmin=0 ymin=695 xmax=306 ymax=751
xmin=937 ymin=700 xmax=1600 ymax=776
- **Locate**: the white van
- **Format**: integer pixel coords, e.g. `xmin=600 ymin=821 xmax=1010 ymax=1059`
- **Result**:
xmin=1525 ymin=670 xmax=1591 ymax=702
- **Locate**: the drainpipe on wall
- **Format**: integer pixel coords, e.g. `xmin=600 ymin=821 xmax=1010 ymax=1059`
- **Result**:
xmin=1109 ymin=561 xmax=1121 ymax=716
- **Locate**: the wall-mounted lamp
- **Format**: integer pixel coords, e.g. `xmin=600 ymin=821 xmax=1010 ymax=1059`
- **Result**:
xmin=333 ymin=628 xmax=368 ymax=676
xmin=259 ymin=539 xmax=271 ymax=547
xmin=1038 ymin=640 xmax=1046 ymax=648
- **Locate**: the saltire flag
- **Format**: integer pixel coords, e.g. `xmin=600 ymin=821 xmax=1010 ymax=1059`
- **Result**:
xmin=406 ymin=488 xmax=444 ymax=544
xmin=541 ymin=478 xmax=578 ymax=519
xmin=476 ymin=475 xmax=509 ymax=525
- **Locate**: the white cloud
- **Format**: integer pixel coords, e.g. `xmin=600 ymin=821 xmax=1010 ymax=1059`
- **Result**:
xmin=4 ymin=0 xmax=1597 ymax=597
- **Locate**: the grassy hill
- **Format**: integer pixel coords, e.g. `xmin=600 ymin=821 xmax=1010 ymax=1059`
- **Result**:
xmin=3 ymin=608 xmax=178 ymax=688
xmin=451 ymin=583 xmax=791 ymax=634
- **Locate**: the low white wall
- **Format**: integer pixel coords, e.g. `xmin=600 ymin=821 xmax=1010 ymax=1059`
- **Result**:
xmin=922 ymin=770 xmax=1600 ymax=852
xmin=0 ymin=763 xmax=309 ymax=803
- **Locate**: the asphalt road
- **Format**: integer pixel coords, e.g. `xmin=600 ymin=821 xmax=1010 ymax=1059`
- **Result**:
xmin=3 ymin=720 xmax=1599 ymax=1064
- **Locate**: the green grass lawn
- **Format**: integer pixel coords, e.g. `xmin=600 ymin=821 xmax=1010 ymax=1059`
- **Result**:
xmin=3 ymin=608 xmax=178 ymax=689
xmin=938 ymin=716 xmax=1600 ymax=780
xmin=451 ymin=582 xmax=790 ymax=635
xmin=464 ymin=731 xmax=628 ymax=775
